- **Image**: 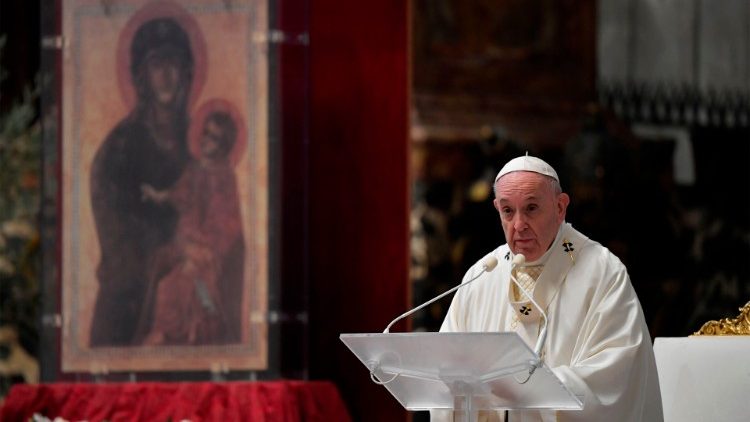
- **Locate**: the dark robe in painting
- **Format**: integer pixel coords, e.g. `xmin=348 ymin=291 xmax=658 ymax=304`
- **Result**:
xmin=89 ymin=115 xmax=189 ymax=346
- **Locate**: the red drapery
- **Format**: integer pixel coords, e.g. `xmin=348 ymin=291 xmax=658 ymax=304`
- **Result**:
xmin=0 ymin=380 xmax=351 ymax=422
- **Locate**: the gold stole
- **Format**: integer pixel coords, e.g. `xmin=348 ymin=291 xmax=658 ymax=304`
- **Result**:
xmin=506 ymin=223 xmax=588 ymax=350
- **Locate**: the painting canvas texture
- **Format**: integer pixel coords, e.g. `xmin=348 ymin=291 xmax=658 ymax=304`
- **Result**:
xmin=61 ymin=0 xmax=268 ymax=372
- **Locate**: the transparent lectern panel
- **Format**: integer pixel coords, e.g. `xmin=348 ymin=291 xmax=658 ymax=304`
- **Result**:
xmin=340 ymin=332 xmax=583 ymax=411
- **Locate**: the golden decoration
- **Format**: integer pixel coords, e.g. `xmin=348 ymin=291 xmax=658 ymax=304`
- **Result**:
xmin=693 ymin=301 xmax=750 ymax=335
xmin=562 ymin=238 xmax=575 ymax=264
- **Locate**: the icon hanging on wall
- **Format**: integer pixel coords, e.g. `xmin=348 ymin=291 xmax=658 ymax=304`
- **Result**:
xmin=60 ymin=0 xmax=269 ymax=373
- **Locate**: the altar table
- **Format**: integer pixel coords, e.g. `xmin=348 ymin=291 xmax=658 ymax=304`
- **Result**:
xmin=654 ymin=337 xmax=750 ymax=422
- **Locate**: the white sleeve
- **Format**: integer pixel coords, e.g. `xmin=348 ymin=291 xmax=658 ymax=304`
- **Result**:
xmin=550 ymin=268 xmax=662 ymax=421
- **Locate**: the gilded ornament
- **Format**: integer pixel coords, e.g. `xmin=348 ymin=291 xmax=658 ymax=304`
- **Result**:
xmin=693 ymin=301 xmax=750 ymax=335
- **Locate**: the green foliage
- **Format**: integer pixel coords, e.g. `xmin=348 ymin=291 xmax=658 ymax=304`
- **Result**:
xmin=0 ymin=88 xmax=41 ymax=226
xmin=0 ymin=32 xmax=42 ymax=394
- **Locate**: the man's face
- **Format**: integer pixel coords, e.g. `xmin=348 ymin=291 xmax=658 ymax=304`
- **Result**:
xmin=493 ymin=171 xmax=569 ymax=262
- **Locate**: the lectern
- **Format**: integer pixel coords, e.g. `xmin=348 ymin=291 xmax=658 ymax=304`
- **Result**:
xmin=340 ymin=332 xmax=582 ymax=422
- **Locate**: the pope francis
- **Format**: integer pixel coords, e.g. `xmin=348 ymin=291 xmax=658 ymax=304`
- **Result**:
xmin=432 ymin=155 xmax=663 ymax=421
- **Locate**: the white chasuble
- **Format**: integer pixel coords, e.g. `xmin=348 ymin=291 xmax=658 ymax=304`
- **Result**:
xmin=431 ymin=223 xmax=663 ymax=422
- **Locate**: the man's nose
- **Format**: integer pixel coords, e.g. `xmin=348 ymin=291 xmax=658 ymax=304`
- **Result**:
xmin=513 ymin=214 xmax=527 ymax=231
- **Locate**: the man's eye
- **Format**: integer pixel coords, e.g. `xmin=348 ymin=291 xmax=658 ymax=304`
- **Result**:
xmin=527 ymin=204 xmax=538 ymax=212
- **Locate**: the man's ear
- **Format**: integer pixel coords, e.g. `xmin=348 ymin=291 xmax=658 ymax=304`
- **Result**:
xmin=557 ymin=193 xmax=570 ymax=220
xmin=493 ymin=198 xmax=501 ymax=212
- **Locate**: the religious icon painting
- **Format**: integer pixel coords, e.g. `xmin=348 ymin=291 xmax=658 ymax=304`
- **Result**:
xmin=60 ymin=0 xmax=269 ymax=372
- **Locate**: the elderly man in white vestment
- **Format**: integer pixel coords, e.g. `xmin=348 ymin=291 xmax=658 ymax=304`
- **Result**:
xmin=431 ymin=155 xmax=663 ymax=422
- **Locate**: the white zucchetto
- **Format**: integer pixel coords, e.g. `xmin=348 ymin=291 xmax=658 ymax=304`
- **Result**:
xmin=495 ymin=154 xmax=559 ymax=183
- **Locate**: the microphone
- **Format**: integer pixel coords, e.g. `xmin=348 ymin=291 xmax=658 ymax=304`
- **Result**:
xmin=510 ymin=254 xmax=548 ymax=372
xmin=383 ymin=256 xmax=499 ymax=333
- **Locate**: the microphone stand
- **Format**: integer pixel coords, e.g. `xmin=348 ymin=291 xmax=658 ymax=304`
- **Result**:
xmin=383 ymin=257 xmax=498 ymax=333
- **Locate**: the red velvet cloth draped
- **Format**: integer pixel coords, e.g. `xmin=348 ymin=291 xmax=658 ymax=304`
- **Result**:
xmin=1 ymin=381 xmax=351 ymax=422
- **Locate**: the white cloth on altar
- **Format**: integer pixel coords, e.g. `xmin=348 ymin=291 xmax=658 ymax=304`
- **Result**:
xmin=431 ymin=223 xmax=663 ymax=422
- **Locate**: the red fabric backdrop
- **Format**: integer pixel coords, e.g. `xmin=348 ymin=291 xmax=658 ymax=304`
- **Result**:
xmin=307 ymin=0 xmax=410 ymax=421
xmin=1 ymin=381 xmax=351 ymax=422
